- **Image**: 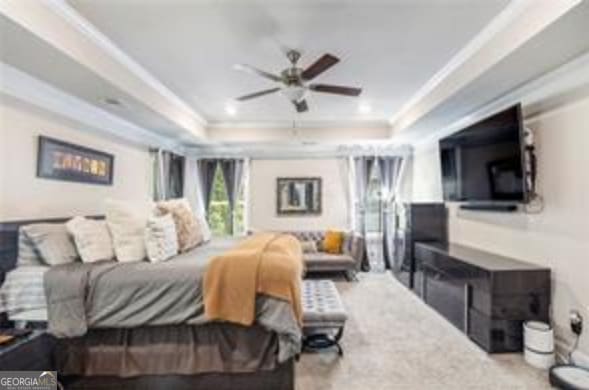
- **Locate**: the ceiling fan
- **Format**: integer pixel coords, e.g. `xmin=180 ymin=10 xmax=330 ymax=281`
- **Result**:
xmin=233 ymin=50 xmax=362 ymax=113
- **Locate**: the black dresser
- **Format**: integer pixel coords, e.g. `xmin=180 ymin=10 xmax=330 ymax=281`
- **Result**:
xmin=390 ymin=203 xmax=447 ymax=295
xmin=414 ymin=242 xmax=550 ymax=353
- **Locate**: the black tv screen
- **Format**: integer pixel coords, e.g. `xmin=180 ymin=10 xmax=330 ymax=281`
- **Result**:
xmin=439 ymin=104 xmax=527 ymax=203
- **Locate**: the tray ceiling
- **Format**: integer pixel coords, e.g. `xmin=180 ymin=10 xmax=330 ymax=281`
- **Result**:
xmin=67 ymin=0 xmax=509 ymax=126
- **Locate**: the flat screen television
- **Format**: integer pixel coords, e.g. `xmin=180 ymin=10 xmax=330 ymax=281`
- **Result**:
xmin=439 ymin=104 xmax=527 ymax=203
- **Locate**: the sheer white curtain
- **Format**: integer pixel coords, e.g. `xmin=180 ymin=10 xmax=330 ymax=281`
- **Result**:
xmin=183 ymin=156 xmax=206 ymax=216
xmin=377 ymin=156 xmax=406 ymax=268
xmin=242 ymin=158 xmax=251 ymax=234
xmin=337 ymin=157 xmax=354 ymax=231
xmin=151 ymin=149 xmax=167 ymax=201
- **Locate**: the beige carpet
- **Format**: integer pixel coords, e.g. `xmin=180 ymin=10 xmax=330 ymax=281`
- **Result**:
xmin=296 ymin=273 xmax=551 ymax=390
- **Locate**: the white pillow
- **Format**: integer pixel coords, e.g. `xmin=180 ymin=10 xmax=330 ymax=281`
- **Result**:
xmin=145 ymin=214 xmax=179 ymax=263
xmin=195 ymin=213 xmax=212 ymax=243
xmin=106 ymin=199 xmax=154 ymax=262
xmin=66 ymin=217 xmax=114 ymax=263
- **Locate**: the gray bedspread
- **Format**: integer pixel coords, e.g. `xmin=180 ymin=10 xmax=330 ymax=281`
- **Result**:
xmin=43 ymin=238 xmax=301 ymax=362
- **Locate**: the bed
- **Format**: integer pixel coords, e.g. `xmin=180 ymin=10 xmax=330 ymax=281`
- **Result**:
xmin=0 ymin=217 xmax=300 ymax=390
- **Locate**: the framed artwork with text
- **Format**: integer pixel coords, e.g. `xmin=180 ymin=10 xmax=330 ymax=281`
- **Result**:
xmin=37 ymin=136 xmax=114 ymax=185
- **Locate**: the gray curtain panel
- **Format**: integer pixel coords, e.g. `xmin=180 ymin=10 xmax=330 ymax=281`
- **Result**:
xmin=168 ymin=153 xmax=185 ymax=199
xmin=220 ymin=159 xmax=245 ymax=234
xmin=151 ymin=149 xmax=185 ymax=201
xmin=151 ymin=149 xmax=165 ymax=201
xmin=377 ymin=156 xmax=405 ymax=268
xmin=197 ymin=159 xmax=219 ymax=214
xmin=353 ymin=156 xmax=376 ymax=271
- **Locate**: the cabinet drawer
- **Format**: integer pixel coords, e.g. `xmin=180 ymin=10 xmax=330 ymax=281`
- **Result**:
xmin=468 ymin=308 xmax=523 ymax=353
xmin=471 ymin=289 xmax=550 ymax=320
xmin=423 ymin=266 xmax=466 ymax=331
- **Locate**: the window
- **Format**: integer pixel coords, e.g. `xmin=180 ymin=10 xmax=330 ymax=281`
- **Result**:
xmin=207 ymin=165 xmax=246 ymax=236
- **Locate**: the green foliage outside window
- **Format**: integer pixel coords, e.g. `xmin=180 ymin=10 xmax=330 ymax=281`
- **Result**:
xmin=207 ymin=166 xmax=245 ymax=236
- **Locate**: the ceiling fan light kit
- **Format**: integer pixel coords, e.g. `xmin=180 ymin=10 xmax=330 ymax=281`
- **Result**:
xmin=234 ymin=50 xmax=362 ymax=113
xmin=280 ymin=85 xmax=307 ymax=103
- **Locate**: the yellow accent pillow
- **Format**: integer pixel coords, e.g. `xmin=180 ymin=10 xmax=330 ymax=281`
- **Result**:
xmin=323 ymin=230 xmax=344 ymax=254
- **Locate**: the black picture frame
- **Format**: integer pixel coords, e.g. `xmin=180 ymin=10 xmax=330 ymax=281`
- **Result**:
xmin=36 ymin=136 xmax=114 ymax=186
xmin=276 ymin=177 xmax=322 ymax=216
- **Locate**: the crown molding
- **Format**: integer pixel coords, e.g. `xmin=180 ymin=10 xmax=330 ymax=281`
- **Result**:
xmin=0 ymin=0 xmax=207 ymax=140
xmin=388 ymin=0 xmax=583 ymax=135
xmin=185 ymin=141 xmax=411 ymax=159
xmin=409 ymin=50 xmax=589 ymax=148
xmin=48 ymin=0 xmax=206 ymax=129
xmin=0 ymin=61 xmax=183 ymax=152
xmin=207 ymin=119 xmax=390 ymax=130
xmin=388 ymin=0 xmax=530 ymax=126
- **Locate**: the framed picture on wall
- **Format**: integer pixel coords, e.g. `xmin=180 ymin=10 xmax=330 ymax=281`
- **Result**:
xmin=276 ymin=177 xmax=322 ymax=216
xmin=37 ymin=136 xmax=114 ymax=185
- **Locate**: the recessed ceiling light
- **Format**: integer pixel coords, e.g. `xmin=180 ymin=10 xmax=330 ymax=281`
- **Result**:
xmin=100 ymin=97 xmax=124 ymax=108
xmin=358 ymin=102 xmax=372 ymax=114
xmin=225 ymin=104 xmax=237 ymax=116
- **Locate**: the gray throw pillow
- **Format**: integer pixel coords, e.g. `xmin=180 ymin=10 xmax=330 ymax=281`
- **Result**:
xmin=21 ymin=223 xmax=79 ymax=266
xmin=66 ymin=217 xmax=114 ymax=263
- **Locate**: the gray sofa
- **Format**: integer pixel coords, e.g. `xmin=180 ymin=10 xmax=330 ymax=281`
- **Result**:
xmin=283 ymin=231 xmax=365 ymax=280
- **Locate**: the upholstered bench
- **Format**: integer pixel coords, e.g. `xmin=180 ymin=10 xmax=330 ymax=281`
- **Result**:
xmin=301 ymin=279 xmax=347 ymax=356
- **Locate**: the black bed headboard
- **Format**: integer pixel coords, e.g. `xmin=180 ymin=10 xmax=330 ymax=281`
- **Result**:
xmin=0 ymin=216 xmax=103 ymax=282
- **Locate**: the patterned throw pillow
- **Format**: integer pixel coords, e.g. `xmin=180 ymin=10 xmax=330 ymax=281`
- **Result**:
xmin=66 ymin=217 xmax=114 ymax=263
xmin=21 ymin=223 xmax=79 ymax=266
xmin=300 ymin=240 xmax=318 ymax=253
xmin=145 ymin=214 xmax=179 ymax=262
xmin=16 ymin=229 xmax=43 ymax=267
xmin=323 ymin=230 xmax=344 ymax=254
xmin=156 ymin=198 xmax=203 ymax=253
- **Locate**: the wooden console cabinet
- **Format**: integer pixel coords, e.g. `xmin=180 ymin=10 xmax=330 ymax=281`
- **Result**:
xmin=414 ymin=242 xmax=550 ymax=353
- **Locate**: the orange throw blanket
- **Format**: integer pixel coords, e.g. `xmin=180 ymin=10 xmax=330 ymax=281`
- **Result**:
xmin=203 ymin=233 xmax=304 ymax=327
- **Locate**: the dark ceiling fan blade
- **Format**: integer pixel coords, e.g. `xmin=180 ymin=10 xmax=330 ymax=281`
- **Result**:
xmin=233 ymin=64 xmax=283 ymax=83
xmin=301 ymin=54 xmax=340 ymax=80
xmin=293 ymin=99 xmax=308 ymax=113
xmin=310 ymin=84 xmax=362 ymax=96
xmin=235 ymin=87 xmax=281 ymax=101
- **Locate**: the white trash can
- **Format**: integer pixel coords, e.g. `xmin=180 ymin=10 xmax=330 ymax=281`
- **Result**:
xmin=523 ymin=321 xmax=555 ymax=369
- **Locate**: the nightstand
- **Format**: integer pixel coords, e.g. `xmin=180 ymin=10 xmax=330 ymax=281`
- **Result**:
xmin=0 ymin=330 xmax=55 ymax=370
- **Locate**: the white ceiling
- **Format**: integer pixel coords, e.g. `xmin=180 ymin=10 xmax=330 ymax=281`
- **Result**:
xmin=394 ymin=0 xmax=589 ymax=142
xmin=0 ymin=14 xmax=188 ymax=140
xmin=2 ymin=0 xmax=586 ymax=148
xmin=67 ymin=0 xmax=510 ymax=126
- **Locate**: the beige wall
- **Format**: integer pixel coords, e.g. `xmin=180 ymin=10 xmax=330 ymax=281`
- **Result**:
xmin=0 ymin=98 xmax=151 ymax=221
xmin=248 ymin=158 xmax=349 ymax=231
xmin=410 ymin=96 xmax=589 ymax=359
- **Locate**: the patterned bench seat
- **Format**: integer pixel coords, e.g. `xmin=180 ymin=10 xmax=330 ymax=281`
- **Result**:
xmin=301 ymin=279 xmax=347 ymax=355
